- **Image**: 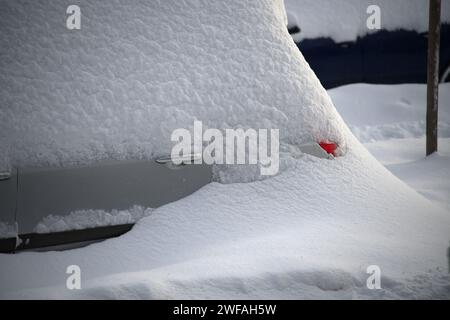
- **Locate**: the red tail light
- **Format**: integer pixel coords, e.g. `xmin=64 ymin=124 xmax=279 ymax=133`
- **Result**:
xmin=319 ymin=141 xmax=337 ymax=156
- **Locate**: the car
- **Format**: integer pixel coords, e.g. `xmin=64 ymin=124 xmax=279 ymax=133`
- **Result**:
xmin=289 ymin=22 xmax=450 ymax=88
xmin=0 ymin=141 xmax=338 ymax=253
xmin=0 ymin=157 xmax=212 ymax=253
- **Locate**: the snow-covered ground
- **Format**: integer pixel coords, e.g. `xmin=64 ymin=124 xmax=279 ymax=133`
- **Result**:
xmin=366 ymin=139 xmax=450 ymax=212
xmin=330 ymin=83 xmax=450 ymax=212
xmin=1 ymin=83 xmax=450 ymax=300
xmin=0 ymin=1 xmax=449 ymax=300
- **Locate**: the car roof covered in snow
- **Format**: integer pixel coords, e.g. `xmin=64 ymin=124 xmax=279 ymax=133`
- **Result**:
xmin=0 ymin=0 xmax=348 ymax=179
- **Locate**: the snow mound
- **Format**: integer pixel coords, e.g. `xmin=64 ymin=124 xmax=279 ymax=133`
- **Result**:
xmin=1 ymin=144 xmax=449 ymax=299
xmin=386 ymin=151 xmax=450 ymax=212
xmin=331 ymin=82 xmax=450 ymax=217
xmin=0 ymin=0 xmax=348 ymax=183
xmin=285 ymin=0 xmax=450 ymax=43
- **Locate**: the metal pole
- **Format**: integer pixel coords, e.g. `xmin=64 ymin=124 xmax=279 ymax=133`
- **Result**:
xmin=426 ymin=0 xmax=441 ymax=156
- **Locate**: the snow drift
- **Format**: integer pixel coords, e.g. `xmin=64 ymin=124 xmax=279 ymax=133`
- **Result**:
xmin=0 ymin=0 xmax=449 ymax=299
xmin=1 ymin=142 xmax=449 ymax=299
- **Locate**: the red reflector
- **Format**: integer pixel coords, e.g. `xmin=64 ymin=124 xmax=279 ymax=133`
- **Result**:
xmin=319 ymin=142 xmax=337 ymax=156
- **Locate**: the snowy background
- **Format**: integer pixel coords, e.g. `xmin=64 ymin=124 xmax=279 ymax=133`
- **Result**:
xmin=285 ymin=0 xmax=450 ymax=42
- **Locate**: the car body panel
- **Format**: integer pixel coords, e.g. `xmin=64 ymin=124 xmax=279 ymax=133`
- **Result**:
xmin=0 ymin=160 xmax=212 ymax=252
xmin=0 ymin=169 xmax=17 ymax=234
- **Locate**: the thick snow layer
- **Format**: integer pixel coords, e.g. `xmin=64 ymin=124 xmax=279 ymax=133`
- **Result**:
xmin=4 ymin=83 xmax=448 ymax=238
xmin=0 ymin=0 xmax=347 ymax=183
xmin=0 ymin=143 xmax=449 ymax=299
xmin=330 ymin=83 xmax=450 ymax=212
xmin=2 ymin=82 xmax=449 ymax=299
xmin=285 ymin=0 xmax=450 ymax=42
xmin=34 ymin=206 xmax=153 ymax=234
xmin=0 ymin=1 xmax=449 ymax=299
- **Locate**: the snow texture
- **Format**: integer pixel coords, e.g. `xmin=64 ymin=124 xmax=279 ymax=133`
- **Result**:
xmin=2 ymin=80 xmax=450 ymax=298
xmin=16 ymin=83 xmax=450 ymax=237
xmin=329 ymin=83 xmax=450 ymax=143
xmin=330 ymin=83 xmax=450 ymax=213
xmin=285 ymin=0 xmax=450 ymax=43
xmin=34 ymin=206 xmax=153 ymax=234
xmin=0 ymin=1 xmax=449 ymax=299
xmin=1 ymin=142 xmax=449 ymax=299
xmin=7 ymin=83 xmax=450 ymax=237
xmin=374 ymin=138 xmax=450 ymax=214
xmin=0 ymin=0 xmax=347 ymax=184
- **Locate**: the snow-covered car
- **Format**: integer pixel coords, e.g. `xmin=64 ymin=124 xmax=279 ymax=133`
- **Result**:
xmin=0 ymin=159 xmax=211 ymax=252
xmin=0 ymin=0 xmax=449 ymax=299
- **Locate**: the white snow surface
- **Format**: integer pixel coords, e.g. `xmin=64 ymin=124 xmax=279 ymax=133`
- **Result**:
xmin=0 ymin=0 xmax=347 ymax=183
xmin=329 ymin=83 xmax=450 ymax=143
xmin=21 ymin=84 xmax=450 ymax=238
xmin=372 ymin=140 xmax=450 ymax=212
xmin=285 ymin=0 xmax=450 ymax=43
xmin=33 ymin=206 xmax=153 ymax=234
xmin=0 ymin=1 xmax=449 ymax=299
xmin=1 ymin=141 xmax=449 ymax=299
xmin=330 ymin=83 xmax=450 ymax=213
xmin=2 ymin=81 xmax=450 ymax=299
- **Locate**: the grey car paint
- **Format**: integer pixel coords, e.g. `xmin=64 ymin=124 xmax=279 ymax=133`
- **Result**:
xmin=0 ymin=159 xmax=212 ymax=236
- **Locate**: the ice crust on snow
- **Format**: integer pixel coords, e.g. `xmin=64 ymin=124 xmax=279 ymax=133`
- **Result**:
xmin=285 ymin=0 xmax=450 ymax=43
xmin=0 ymin=0 xmax=347 ymax=182
xmin=0 ymin=1 xmax=449 ymax=299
